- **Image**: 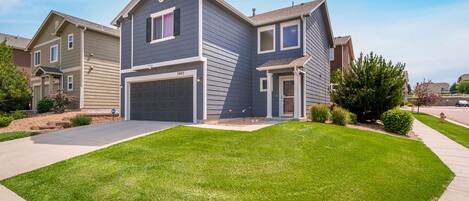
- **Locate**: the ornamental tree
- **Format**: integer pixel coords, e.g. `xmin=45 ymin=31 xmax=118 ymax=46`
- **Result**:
xmin=331 ymin=52 xmax=406 ymax=122
xmin=0 ymin=41 xmax=30 ymax=112
xmin=414 ymin=80 xmax=441 ymax=113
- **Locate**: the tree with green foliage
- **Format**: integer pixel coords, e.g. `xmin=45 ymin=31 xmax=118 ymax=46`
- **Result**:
xmin=0 ymin=41 xmax=30 ymax=112
xmin=458 ymin=81 xmax=469 ymax=94
xmin=450 ymin=83 xmax=459 ymax=94
xmin=331 ymin=52 xmax=406 ymax=122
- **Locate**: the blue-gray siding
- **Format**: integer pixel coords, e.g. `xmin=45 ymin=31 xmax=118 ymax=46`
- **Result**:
xmin=251 ymin=20 xmax=304 ymax=117
xmin=121 ymin=18 xmax=132 ymax=69
xmin=304 ymin=5 xmax=332 ymax=108
xmin=120 ymin=63 xmax=204 ymax=120
xmin=123 ymin=0 xmax=199 ymax=69
xmin=202 ymin=0 xmax=254 ymax=119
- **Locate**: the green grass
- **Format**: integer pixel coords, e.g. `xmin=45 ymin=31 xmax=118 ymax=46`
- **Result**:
xmin=0 ymin=131 xmax=34 ymax=142
xmin=414 ymin=113 xmax=469 ymax=149
xmin=1 ymin=122 xmax=453 ymax=201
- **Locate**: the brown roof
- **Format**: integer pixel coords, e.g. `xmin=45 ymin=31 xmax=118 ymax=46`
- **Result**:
xmin=250 ymin=1 xmax=323 ymax=26
xmin=0 ymin=32 xmax=30 ymax=50
xmin=333 ymin=36 xmax=351 ymax=46
xmin=52 ymin=10 xmax=119 ymax=37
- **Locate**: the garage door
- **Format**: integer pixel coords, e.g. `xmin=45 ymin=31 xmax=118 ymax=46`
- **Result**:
xmin=130 ymin=78 xmax=193 ymax=122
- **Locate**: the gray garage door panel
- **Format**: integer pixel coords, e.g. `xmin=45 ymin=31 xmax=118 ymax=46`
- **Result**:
xmin=130 ymin=78 xmax=193 ymax=122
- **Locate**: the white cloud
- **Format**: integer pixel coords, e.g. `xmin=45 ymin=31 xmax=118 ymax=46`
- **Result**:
xmin=333 ymin=1 xmax=469 ymax=86
xmin=0 ymin=0 xmax=21 ymax=14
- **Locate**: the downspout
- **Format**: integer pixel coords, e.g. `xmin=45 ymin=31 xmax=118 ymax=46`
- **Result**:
xmin=80 ymin=27 xmax=86 ymax=109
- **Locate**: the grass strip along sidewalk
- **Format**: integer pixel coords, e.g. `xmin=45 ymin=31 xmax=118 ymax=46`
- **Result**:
xmin=414 ymin=113 xmax=469 ymax=149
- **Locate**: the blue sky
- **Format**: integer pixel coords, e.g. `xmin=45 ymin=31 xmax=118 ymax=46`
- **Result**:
xmin=1 ymin=0 xmax=468 ymax=86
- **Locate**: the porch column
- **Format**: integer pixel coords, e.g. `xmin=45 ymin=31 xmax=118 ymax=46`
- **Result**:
xmin=294 ymin=68 xmax=301 ymax=119
xmin=48 ymin=75 xmax=53 ymax=95
xmin=266 ymin=72 xmax=273 ymax=119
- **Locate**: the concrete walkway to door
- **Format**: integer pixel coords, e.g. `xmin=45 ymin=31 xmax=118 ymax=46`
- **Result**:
xmin=413 ymin=120 xmax=469 ymax=201
xmin=0 ymin=121 xmax=181 ymax=200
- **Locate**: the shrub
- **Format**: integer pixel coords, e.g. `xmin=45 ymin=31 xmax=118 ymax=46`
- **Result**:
xmin=331 ymin=52 xmax=406 ymax=122
xmin=349 ymin=112 xmax=358 ymax=125
xmin=9 ymin=110 xmax=27 ymax=120
xmin=70 ymin=115 xmax=92 ymax=127
xmin=310 ymin=104 xmax=330 ymax=123
xmin=381 ymin=109 xmax=414 ymax=135
xmin=0 ymin=115 xmax=14 ymax=127
xmin=51 ymin=90 xmax=72 ymax=113
xmin=37 ymin=98 xmax=54 ymax=113
xmin=405 ymin=102 xmax=413 ymax=107
xmin=331 ymin=107 xmax=350 ymax=126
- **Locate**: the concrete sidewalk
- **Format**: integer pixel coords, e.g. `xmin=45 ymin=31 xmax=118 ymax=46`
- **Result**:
xmin=413 ymin=120 xmax=469 ymax=201
xmin=0 ymin=121 xmax=181 ymax=201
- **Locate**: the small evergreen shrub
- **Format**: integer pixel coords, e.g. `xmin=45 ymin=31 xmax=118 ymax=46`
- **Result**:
xmin=381 ymin=109 xmax=414 ymax=135
xmin=37 ymin=98 xmax=54 ymax=113
xmin=70 ymin=115 xmax=92 ymax=127
xmin=310 ymin=104 xmax=330 ymax=123
xmin=10 ymin=110 xmax=27 ymax=120
xmin=0 ymin=115 xmax=14 ymax=127
xmin=349 ymin=112 xmax=358 ymax=125
xmin=331 ymin=107 xmax=350 ymax=126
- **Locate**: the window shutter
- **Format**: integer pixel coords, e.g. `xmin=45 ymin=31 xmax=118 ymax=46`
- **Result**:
xmin=174 ymin=8 xmax=181 ymax=36
xmin=146 ymin=17 xmax=152 ymax=43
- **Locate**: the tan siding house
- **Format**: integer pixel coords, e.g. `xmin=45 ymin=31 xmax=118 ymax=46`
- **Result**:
xmin=28 ymin=10 xmax=120 ymax=112
xmin=330 ymin=36 xmax=354 ymax=74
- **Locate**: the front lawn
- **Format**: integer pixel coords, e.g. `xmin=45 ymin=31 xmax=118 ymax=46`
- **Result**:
xmin=414 ymin=113 xmax=469 ymax=149
xmin=1 ymin=122 xmax=453 ymax=201
xmin=0 ymin=131 xmax=34 ymax=142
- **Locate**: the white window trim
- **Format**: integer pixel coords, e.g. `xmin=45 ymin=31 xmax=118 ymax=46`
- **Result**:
xmin=50 ymin=44 xmax=58 ymax=63
xmin=150 ymin=7 xmax=176 ymax=44
xmin=67 ymin=33 xmax=74 ymax=50
xmin=257 ymin=24 xmax=276 ymax=54
xmin=260 ymin=77 xmax=267 ymax=92
xmin=34 ymin=50 xmax=41 ymax=67
xmin=67 ymin=75 xmax=74 ymax=91
xmin=280 ymin=20 xmax=301 ymax=51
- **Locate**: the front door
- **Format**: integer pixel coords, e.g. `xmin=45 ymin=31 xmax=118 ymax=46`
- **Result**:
xmin=280 ymin=76 xmax=294 ymax=117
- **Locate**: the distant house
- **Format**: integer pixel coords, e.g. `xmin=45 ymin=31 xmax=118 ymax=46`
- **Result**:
xmin=0 ymin=33 xmax=31 ymax=84
xmin=458 ymin=74 xmax=469 ymax=83
xmin=330 ymin=35 xmax=354 ymax=74
xmin=417 ymin=82 xmax=450 ymax=95
xmin=28 ymin=10 xmax=120 ymax=112
xmin=112 ymin=0 xmax=335 ymax=123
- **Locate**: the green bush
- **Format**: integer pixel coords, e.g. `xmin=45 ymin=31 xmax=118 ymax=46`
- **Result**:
xmin=381 ymin=109 xmax=414 ymax=135
xmin=10 ymin=110 xmax=27 ymax=120
xmin=70 ymin=115 xmax=92 ymax=127
xmin=310 ymin=104 xmax=330 ymax=123
xmin=349 ymin=112 xmax=358 ymax=125
xmin=331 ymin=107 xmax=350 ymax=126
xmin=37 ymin=98 xmax=54 ymax=113
xmin=0 ymin=115 xmax=14 ymax=127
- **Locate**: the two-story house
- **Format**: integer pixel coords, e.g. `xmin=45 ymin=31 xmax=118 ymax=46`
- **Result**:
xmin=113 ymin=0 xmax=334 ymax=123
xmin=0 ymin=32 xmax=31 ymax=84
xmin=28 ymin=10 xmax=120 ymax=112
xmin=330 ymin=35 xmax=354 ymax=74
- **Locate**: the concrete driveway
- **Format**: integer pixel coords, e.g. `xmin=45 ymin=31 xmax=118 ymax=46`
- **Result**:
xmin=0 ymin=121 xmax=182 ymax=180
xmin=417 ymin=106 xmax=469 ymax=126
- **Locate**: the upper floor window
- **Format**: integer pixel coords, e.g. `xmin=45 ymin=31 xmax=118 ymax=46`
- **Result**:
xmin=67 ymin=75 xmax=73 ymax=91
xmin=34 ymin=50 xmax=41 ymax=66
xmin=67 ymin=33 xmax=74 ymax=50
xmin=258 ymin=25 xmax=276 ymax=54
xmin=50 ymin=44 xmax=58 ymax=63
xmin=280 ymin=20 xmax=300 ymax=51
xmin=148 ymin=7 xmax=179 ymax=44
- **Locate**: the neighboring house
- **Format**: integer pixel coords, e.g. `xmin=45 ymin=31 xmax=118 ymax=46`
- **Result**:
xmin=330 ymin=35 xmax=354 ymax=74
xmin=28 ymin=10 xmax=120 ymax=112
xmin=417 ymin=82 xmax=450 ymax=95
xmin=113 ymin=0 xmax=334 ymax=123
xmin=0 ymin=33 xmax=31 ymax=84
xmin=458 ymin=74 xmax=469 ymax=83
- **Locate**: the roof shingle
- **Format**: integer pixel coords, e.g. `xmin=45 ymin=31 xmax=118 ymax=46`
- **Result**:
xmin=250 ymin=1 xmax=323 ymax=26
xmin=0 ymin=32 xmax=30 ymax=50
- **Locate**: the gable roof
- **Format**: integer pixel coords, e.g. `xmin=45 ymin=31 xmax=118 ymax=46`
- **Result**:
xmin=334 ymin=35 xmax=355 ymax=60
xmin=249 ymin=1 xmax=322 ymax=26
xmin=27 ymin=10 xmax=119 ymax=50
xmin=459 ymin=74 xmax=469 ymax=82
xmin=0 ymin=32 xmax=30 ymax=50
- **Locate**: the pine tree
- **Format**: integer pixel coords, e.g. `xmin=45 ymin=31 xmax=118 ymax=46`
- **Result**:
xmin=0 ymin=40 xmax=31 ymax=112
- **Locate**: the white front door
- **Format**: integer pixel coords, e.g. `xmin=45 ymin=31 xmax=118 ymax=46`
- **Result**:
xmin=279 ymin=76 xmax=294 ymax=117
